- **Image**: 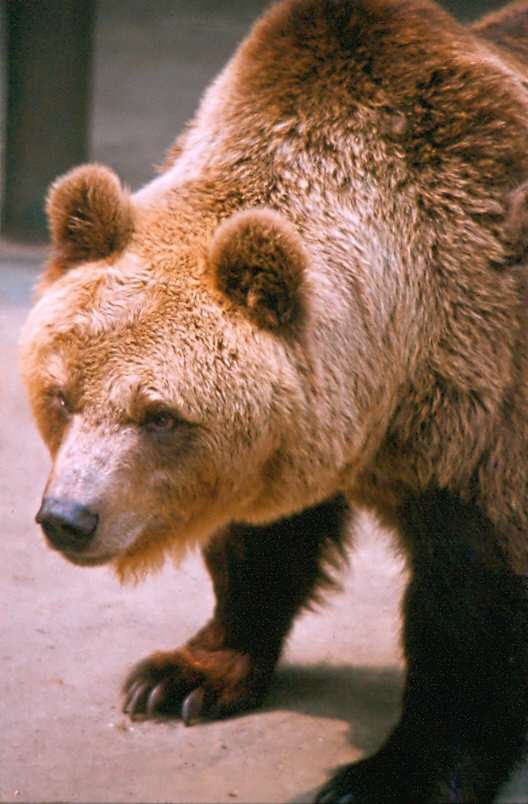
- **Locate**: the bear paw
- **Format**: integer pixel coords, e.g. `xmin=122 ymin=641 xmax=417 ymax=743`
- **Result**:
xmin=122 ymin=645 xmax=270 ymax=725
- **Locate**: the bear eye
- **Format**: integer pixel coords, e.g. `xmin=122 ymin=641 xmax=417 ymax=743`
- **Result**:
xmin=141 ymin=408 xmax=181 ymax=433
xmin=49 ymin=389 xmax=71 ymax=415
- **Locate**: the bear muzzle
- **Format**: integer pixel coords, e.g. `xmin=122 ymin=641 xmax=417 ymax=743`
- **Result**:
xmin=36 ymin=497 xmax=99 ymax=555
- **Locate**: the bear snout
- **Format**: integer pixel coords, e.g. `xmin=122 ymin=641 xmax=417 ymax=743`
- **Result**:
xmin=36 ymin=497 xmax=99 ymax=553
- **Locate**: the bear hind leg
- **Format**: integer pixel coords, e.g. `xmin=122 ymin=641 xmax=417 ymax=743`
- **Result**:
xmin=316 ymin=489 xmax=528 ymax=803
xmin=123 ymin=494 xmax=350 ymax=723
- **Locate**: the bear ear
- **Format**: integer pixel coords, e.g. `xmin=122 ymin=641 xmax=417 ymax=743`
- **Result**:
xmin=208 ymin=208 xmax=308 ymax=331
xmin=45 ymin=163 xmax=134 ymax=276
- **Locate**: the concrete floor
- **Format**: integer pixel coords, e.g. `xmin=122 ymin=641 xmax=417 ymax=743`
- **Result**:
xmin=1 ymin=2 xmax=527 ymax=802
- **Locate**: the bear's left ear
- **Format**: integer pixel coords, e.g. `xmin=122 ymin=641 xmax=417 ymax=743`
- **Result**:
xmin=208 ymin=208 xmax=308 ymax=331
xmin=45 ymin=163 xmax=134 ymax=278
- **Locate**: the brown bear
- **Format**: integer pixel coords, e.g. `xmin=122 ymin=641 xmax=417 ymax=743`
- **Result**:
xmin=20 ymin=0 xmax=528 ymax=801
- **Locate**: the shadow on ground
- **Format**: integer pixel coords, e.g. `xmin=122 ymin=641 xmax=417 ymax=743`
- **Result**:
xmin=270 ymin=664 xmax=403 ymax=803
xmin=268 ymin=664 xmax=403 ymax=757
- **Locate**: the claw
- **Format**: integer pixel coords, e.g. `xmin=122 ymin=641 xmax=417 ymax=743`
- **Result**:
xmin=124 ymin=681 xmax=150 ymax=719
xmin=146 ymin=681 xmax=166 ymax=716
xmin=182 ymin=686 xmax=205 ymax=726
xmin=122 ymin=685 xmax=136 ymax=713
xmin=123 ymin=675 xmax=144 ymax=703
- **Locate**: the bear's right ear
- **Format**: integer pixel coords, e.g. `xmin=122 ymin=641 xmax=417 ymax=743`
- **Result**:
xmin=44 ymin=163 xmax=134 ymax=281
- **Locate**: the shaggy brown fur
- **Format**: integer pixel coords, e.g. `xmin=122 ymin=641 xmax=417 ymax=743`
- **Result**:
xmin=20 ymin=1 xmax=528 ymax=801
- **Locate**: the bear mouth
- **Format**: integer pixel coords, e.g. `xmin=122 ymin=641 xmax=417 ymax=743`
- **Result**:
xmin=58 ymin=548 xmax=117 ymax=567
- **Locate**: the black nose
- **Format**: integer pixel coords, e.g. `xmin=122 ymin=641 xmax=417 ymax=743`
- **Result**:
xmin=36 ymin=497 xmax=98 ymax=551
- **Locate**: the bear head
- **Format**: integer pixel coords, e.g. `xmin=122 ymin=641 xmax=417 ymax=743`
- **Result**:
xmin=20 ymin=164 xmax=342 ymax=581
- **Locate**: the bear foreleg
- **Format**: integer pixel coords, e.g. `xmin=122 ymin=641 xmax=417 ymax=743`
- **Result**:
xmin=122 ymin=494 xmax=350 ymax=723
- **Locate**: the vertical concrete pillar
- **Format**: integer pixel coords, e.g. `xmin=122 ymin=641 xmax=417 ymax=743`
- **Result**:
xmin=1 ymin=0 xmax=95 ymax=242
